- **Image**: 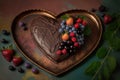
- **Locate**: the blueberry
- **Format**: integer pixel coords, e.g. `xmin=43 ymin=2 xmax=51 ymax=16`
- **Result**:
xmin=64 ymin=46 xmax=70 ymax=50
xmin=72 ymin=27 xmax=75 ymax=31
xmin=59 ymin=28 xmax=63 ymax=33
xmin=65 ymin=26 xmax=69 ymax=30
xmin=58 ymin=46 xmax=64 ymax=50
xmin=8 ymin=65 xmax=16 ymax=71
xmin=1 ymin=39 xmax=8 ymax=44
xmin=32 ymin=68 xmax=39 ymax=74
xmin=69 ymin=29 xmax=72 ymax=33
xmin=99 ymin=5 xmax=107 ymax=12
xmin=73 ymin=31 xmax=77 ymax=34
xmin=61 ymin=25 xmax=66 ymax=29
xmin=25 ymin=62 xmax=32 ymax=69
xmin=2 ymin=30 xmax=10 ymax=35
xmin=18 ymin=67 xmax=24 ymax=73
xmin=62 ymin=20 xmax=66 ymax=24
xmin=91 ymin=8 xmax=96 ymax=12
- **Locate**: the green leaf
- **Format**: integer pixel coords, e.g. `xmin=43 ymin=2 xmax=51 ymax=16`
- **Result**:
xmin=103 ymin=65 xmax=110 ymax=80
xmin=85 ymin=61 xmax=101 ymax=76
xmin=108 ymin=37 xmax=120 ymax=51
xmin=83 ymin=26 xmax=91 ymax=36
xmin=107 ymin=56 xmax=117 ymax=73
xmin=60 ymin=14 xmax=70 ymax=20
xmin=96 ymin=46 xmax=108 ymax=59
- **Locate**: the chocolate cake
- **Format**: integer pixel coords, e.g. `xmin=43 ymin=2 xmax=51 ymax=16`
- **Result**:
xmin=31 ymin=14 xmax=86 ymax=63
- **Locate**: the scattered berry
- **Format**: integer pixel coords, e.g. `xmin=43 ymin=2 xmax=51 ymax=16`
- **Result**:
xmin=25 ymin=62 xmax=32 ymax=69
xmin=104 ymin=15 xmax=112 ymax=24
xmin=2 ymin=30 xmax=10 ymax=35
xmin=18 ymin=67 xmax=24 ymax=73
xmin=12 ymin=56 xmax=23 ymax=66
xmin=32 ymin=68 xmax=39 ymax=74
xmin=99 ymin=5 xmax=106 ymax=12
xmin=1 ymin=39 xmax=9 ymax=44
xmin=2 ymin=49 xmax=14 ymax=62
xmin=8 ymin=65 xmax=16 ymax=71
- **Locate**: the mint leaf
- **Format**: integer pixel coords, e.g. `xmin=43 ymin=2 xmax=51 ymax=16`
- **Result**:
xmin=60 ymin=14 xmax=70 ymax=20
xmin=96 ymin=46 xmax=108 ymax=59
xmin=103 ymin=66 xmax=110 ymax=80
xmin=85 ymin=61 xmax=101 ymax=76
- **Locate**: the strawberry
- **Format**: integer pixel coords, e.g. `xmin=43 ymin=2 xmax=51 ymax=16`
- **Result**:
xmin=70 ymin=32 xmax=75 ymax=37
xmin=74 ymin=23 xmax=79 ymax=29
xmin=62 ymin=49 xmax=67 ymax=55
xmin=104 ymin=15 xmax=112 ymax=24
xmin=56 ymin=50 xmax=62 ymax=55
xmin=12 ymin=56 xmax=23 ymax=66
xmin=1 ymin=49 xmax=14 ymax=62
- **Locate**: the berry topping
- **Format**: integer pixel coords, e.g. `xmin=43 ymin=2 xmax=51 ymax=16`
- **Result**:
xmin=76 ymin=18 xmax=82 ymax=23
xmin=71 ymin=37 xmax=77 ymax=42
xmin=56 ymin=50 xmax=62 ymax=55
xmin=62 ymin=49 xmax=67 ymax=55
xmin=74 ymin=23 xmax=79 ymax=29
xmin=74 ymin=42 xmax=79 ymax=47
xmin=70 ymin=32 xmax=75 ymax=37
xmin=66 ymin=17 xmax=73 ymax=26
xmin=62 ymin=33 xmax=69 ymax=41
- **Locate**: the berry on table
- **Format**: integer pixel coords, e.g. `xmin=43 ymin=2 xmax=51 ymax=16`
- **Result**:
xmin=18 ymin=67 xmax=24 ymax=73
xmin=25 ymin=62 xmax=32 ymax=69
xmin=32 ymin=68 xmax=39 ymax=74
xmin=104 ymin=15 xmax=112 ymax=24
xmin=2 ymin=30 xmax=10 ymax=35
xmin=8 ymin=65 xmax=16 ymax=71
xmin=12 ymin=56 xmax=23 ymax=66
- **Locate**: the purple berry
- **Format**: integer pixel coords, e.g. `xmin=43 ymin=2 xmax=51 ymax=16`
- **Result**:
xmin=25 ymin=62 xmax=32 ymax=69
xmin=32 ymin=68 xmax=39 ymax=74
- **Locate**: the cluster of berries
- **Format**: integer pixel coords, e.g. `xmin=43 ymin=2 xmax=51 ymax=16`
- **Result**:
xmin=56 ymin=16 xmax=87 ymax=55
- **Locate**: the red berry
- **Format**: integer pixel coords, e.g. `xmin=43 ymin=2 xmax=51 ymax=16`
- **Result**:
xmin=56 ymin=50 xmax=62 ymax=55
xmin=74 ymin=42 xmax=79 ymax=47
xmin=76 ymin=18 xmax=82 ymax=23
xmin=71 ymin=37 xmax=77 ymax=42
xmin=62 ymin=49 xmax=67 ymax=55
xmin=12 ymin=56 xmax=23 ymax=66
xmin=2 ymin=49 xmax=14 ymax=62
xmin=82 ymin=20 xmax=87 ymax=26
xmin=74 ymin=23 xmax=79 ymax=29
xmin=70 ymin=32 xmax=75 ymax=37
xmin=104 ymin=15 xmax=112 ymax=24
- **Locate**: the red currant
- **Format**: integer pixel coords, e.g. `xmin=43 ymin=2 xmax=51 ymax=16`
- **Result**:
xmin=56 ymin=50 xmax=62 ymax=55
xmin=74 ymin=42 xmax=79 ymax=47
xmin=70 ymin=32 xmax=75 ymax=37
xmin=74 ymin=23 xmax=79 ymax=29
xmin=76 ymin=18 xmax=82 ymax=23
xmin=62 ymin=49 xmax=67 ymax=55
xmin=71 ymin=37 xmax=77 ymax=42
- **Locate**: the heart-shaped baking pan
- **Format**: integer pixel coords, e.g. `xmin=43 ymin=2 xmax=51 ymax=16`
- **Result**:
xmin=11 ymin=9 xmax=102 ymax=76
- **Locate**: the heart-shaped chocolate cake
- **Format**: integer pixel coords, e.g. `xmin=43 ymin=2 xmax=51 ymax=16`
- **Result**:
xmin=11 ymin=9 xmax=102 ymax=75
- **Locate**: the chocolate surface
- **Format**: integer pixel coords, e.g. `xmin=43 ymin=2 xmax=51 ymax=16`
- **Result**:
xmin=31 ymin=15 xmax=69 ymax=62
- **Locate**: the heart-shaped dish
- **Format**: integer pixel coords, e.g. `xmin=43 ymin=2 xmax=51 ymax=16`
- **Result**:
xmin=11 ymin=9 xmax=102 ymax=76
